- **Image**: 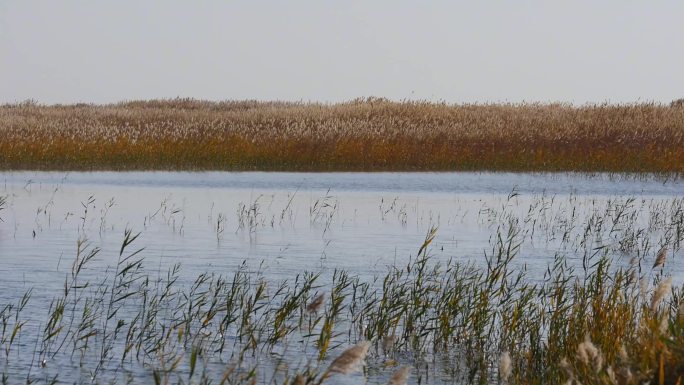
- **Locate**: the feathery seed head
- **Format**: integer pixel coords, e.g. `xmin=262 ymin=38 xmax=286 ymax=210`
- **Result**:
xmin=499 ymin=351 xmax=512 ymax=382
xmin=653 ymin=246 xmax=667 ymax=269
xmin=327 ymin=341 xmax=371 ymax=375
xmin=382 ymin=335 xmax=397 ymax=354
xmin=306 ymin=293 xmax=325 ymax=314
xmin=387 ymin=366 xmax=410 ymax=385
xmin=650 ymin=277 xmax=673 ymax=311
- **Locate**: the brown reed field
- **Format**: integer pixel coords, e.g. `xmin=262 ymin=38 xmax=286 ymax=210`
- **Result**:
xmin=1 ymin=98 xmax=684 ymax=172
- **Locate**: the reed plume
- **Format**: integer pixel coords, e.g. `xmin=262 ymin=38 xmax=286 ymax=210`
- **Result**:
xmin=651 ymin=277 xmax=673 ymax=311
xmin=306 ymin=293 xmax=325 ymax=314
xmin=653 ymin=246 xmax=667 ymax=269
xmin=577 ymin=335 xmax=602 ymax=372
xmin=325 ymin=341 xmax=371 ymax=375
xmin=387 ymin=366 xmax=410 ymax=385
xmin=382 ymin=335 xmax=396 ymax=354
xmin=499 ymin=351 xmax=512 ymax=382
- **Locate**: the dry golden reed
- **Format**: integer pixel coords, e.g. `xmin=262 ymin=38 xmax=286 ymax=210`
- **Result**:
xmin=1 ymin=98 xmax=684 ymax=172
xmin=650 ymin=277 xmax=673 ymax=312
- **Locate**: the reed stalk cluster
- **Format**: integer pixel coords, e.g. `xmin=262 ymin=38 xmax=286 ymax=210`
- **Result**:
xmin=2 ymin=98 xmax=683 ymax=172
xmin=1 ymin=223 xmax=682 ymax=384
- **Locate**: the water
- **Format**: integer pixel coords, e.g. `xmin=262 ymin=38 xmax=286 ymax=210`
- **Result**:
xmin=0 ymin=171 xmax=682 ymax=384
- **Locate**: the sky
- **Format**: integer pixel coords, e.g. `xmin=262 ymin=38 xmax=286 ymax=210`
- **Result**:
xmin=1 ymin=1 xmax=683 ymax=105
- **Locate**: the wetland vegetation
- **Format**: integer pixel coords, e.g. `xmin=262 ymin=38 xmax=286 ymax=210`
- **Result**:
xmin=3 ymin=225 xmax=684 ymax=385
xmin=1 ymin=98 xmax=684 ymax=173
xmin=0 ymin=172 xmax=683 ymax=384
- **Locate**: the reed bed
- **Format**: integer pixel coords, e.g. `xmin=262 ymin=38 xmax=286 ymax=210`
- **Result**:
xmin=1 ymin=224 xmax=683 ymax=384
xmin=1 ymin=98 xmax=684 ymax=172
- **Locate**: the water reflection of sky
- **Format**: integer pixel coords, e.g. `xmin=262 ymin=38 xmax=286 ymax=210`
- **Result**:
xmin=1 ymin=171 xmax=681 ymax=300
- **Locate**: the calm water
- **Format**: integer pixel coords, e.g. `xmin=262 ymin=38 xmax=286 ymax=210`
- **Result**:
xmin=0 ymin=171 xmax=682 ymax=384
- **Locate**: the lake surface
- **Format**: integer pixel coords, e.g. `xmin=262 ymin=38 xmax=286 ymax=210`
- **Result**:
xmin=0 ymin=171 xmax=682 ymax=384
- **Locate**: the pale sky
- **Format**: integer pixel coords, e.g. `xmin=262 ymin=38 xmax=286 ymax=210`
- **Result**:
xmin=1 ymin=1 xmax=683 ymax=104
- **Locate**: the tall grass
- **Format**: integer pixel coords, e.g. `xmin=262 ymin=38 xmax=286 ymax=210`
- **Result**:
xmin=1 ymin=98 xmax=683 ymax=172
xmin=1 ymin=224 xmax=683 ymax=384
